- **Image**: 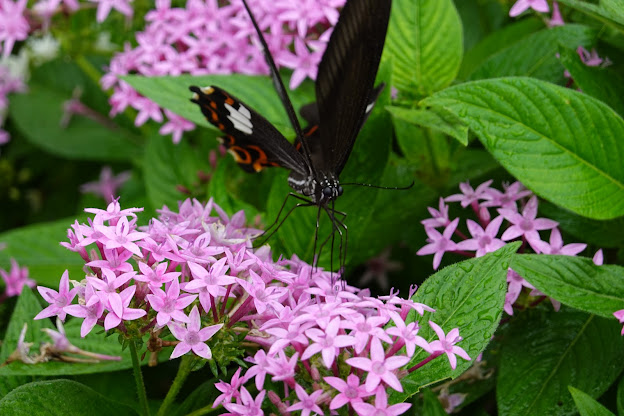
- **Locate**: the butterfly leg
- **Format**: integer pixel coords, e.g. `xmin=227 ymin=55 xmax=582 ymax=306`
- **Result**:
xmin=255 ymin=192 xmax=314 ymax=248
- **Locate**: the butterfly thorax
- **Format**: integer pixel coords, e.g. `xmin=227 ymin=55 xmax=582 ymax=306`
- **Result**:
xmin=288 ymin=171 xmax=343 ymax=204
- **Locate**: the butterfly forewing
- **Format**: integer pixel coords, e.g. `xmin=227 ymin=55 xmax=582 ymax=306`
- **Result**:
xmin=314 ymin=0 xmax=392 ymax=175
xmin=190 ymin=85 xmax=309 ymax=175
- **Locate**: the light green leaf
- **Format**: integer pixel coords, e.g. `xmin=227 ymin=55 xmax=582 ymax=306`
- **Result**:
xmin=0 ymin=218 xmax=86 ymax=288
xmin=387 ymin=105 xmax=468 ymax=145
xmin=511 ymin=255 xmax=624 ymax=319
xmin=423 ymin=77 xmax=624 ymax=220
xmin=385 ymin=0 xmax=463 ymax=96
xmin=393 ymin=243 xmax=519 ymax=400
xmin=0 ymin=380 xmax=136 ymax=415
xmin=497 ymin=310 xmax=624 ymax=416
xmin=557 ymin=0 xmax=624 ymax=31
xmin=122 ymin=74 xmax=315 ymax=137
xmin=9 ymin=84 xmax=140 ymax=161
xmin=569 ymin=386 xmax=615 ymax=416
xmin=468 ymin=25 xmax=596 ymax=83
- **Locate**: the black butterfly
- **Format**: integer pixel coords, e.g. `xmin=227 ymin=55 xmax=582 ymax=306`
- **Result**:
xmin=190 ymin=0 xmax=392 ymax=267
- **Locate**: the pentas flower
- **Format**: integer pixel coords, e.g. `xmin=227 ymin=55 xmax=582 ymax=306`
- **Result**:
xmin=35 ymin=270 xmax=77 ymax=321
xmin=0 ymin=0 xmax=30 ymax=58
xmin=80 ymin=166 xmax=131 ymax=204
xmin=418 ymin=180 xmax=596 ymax=317
xmin=509 ymin=0 xmax=549 ymax=17
xmin=39 ymin=197 xmax=469 ymax=415
xmin=103 ymin=0 xmax=346 ymax=141
xmin=0 ymin=258 xmax=36 ymax=298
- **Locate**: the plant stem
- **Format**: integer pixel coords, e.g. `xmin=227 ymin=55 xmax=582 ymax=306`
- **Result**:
xmin=130 ymin=339 xmax=151 ymax=416
xmin=156 ymin=354 xmax=194 ymax=416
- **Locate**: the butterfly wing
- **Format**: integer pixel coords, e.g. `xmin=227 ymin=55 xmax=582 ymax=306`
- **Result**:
xmin=190 ymin=85 xmax=309 ymax=175
xmin=315 ymin=0 xmax=392 ymax=175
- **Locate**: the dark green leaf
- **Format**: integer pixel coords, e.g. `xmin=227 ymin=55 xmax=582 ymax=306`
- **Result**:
xmin=385 ymin=0 xmax=463 ymax=97
xmin=559 ymin=46 xmax=624 ymax=117
xmin=468 ymin=25 xmax=596 ymax=83
xmin=511 ymin=254 xmax=624 ymax=318
xmin=569 ymin=386 xmax=615 ymax=416
xmin=497 ymin=310 xmax=624 ymax=416
xmin=459 ymin=19 xmax=544 ymax=80
xmin=422 ymin=388 xmax=448 ymax=415
xmin=394 ymin=243 xmax=519 ymax=400
xmin=539 ymin=201 xmax=624 ymax=248
xmin=423 ymin=77 xmax=624 ymax=220
xmin=0 ymin=380 xmax=136 ymax=415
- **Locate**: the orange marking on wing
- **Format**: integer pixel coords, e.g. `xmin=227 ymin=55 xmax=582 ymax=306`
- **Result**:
xmin=248 ymin=145 xmax=269 ymax=172
xmin=210 ymin=101 xmax=217 ymax=109
xmin=305 ymin=125 xmax=319 ymax=136
xmin=229 ymin=146 xmax=251 ymax=164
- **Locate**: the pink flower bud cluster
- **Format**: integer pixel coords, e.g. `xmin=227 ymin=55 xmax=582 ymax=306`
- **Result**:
xmin=102 ymin=0 xmax=346 ymax=143
xmin=34 ymin=197 xmax=470 ymax=415
xmin=418 ymin=180 xmax=601 ymax=316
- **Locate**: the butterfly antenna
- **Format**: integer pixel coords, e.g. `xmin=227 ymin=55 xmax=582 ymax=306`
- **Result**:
xmin=239 ymin=0 xmax=317 ymax=172
xmin=340 ymin=180 xmax=415 ymax=190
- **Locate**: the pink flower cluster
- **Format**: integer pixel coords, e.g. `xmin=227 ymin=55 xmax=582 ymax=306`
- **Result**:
xmin=0 ymin=258 xmax=35 ymax=300
xmin=102 ymin=0 xmax=345 ymax=143
xmin=34 ymin=198 xmax=470 ymax=415
xmin=417 ymin=180 xmax=598 ymax=315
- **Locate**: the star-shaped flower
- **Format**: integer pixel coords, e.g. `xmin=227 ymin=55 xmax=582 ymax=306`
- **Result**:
xmin=167 ymin=305 xmax=223 ymax=359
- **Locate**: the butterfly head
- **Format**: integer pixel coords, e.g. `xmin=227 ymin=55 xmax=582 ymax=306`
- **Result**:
xmin=317 ymin=173 xmax=343 ymax=204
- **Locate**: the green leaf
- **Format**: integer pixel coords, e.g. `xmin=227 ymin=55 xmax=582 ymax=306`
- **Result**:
xmin=393 ymin=243 xmax=519 ymax=400
xmin=423 ymin=77 xmax=624 ymax=220
xmin=600 ymin=0 xmax=624 ymax=24
xmin=459 ymin=19 xmax=544 ymax=80
xmin=387 ymin=106 xmax=468 ymax=145
xmin=122 ymin=74 xmax=315 ymax=137
xmin=558 ymin=46 xmax=624 ymax=117
xmin=569 ymin=386 xmax=615 ymax=416
xmin=385 ymin=0 xmax=463 ymax=97
xmin=468 ymin=25 xmax=596 ymax=83
xmin=0 ymin=218 xmax=85 ymax=288
xmin=143 ymin=133 xmax=205 ymax=210
xmin=9 ymin=84 xmax=140 ymax=161
xmin=497 ymin=310 xmax=624 ymax=416
xmin=0 ymin=380 xmax=136 ymax=415
xmin=556 ymin=0 xmax=624 ymax=31
xmin=511 ymin=254 xmax=624 ymax=319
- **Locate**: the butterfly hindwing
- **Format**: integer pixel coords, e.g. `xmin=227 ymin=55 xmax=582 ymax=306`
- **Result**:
xmin=315 ymin=0 xmax=392 ymax=175
xmin=190 ymin=85 xmax=309 ymax=175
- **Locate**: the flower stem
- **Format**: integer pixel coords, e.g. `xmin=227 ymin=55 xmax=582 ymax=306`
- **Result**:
xmin=129 ymin=339 xmax=151 ymax=416
xmin=156 ymin=354 xmax=194 ymax=416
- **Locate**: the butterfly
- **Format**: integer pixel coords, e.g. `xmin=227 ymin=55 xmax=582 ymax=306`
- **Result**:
xmin=190 ymin=0 xmax=393 ymax=268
